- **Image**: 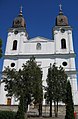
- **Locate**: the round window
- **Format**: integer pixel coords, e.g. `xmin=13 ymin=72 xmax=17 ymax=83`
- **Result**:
xmin=62 ymin=62 xmax=67 ymax=66
xmin=11 ymin=63 xmax=15 ymax=67
xmin=14 ymin=30 xmax=18 ymax=34
xmin=61 ymin=29 xmax=65 ymax=33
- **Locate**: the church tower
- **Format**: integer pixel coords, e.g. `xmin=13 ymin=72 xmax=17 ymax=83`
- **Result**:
xmin=53 ymin=4 xmax=74 ymax=54
xmin=0 ymin=7 xmax=29 ymax=105
xmin=4 ymin=7 xmax=28 ymax=70
xmin=53 ymin=5 xmax=78 ymax=104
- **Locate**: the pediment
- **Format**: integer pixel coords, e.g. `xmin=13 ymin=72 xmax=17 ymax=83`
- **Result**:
xmin=28 ymin=36 xmax=51 ymax=42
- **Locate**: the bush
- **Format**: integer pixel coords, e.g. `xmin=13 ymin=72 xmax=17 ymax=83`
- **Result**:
xmin=0 ymin=111 xmax=16 ymax=119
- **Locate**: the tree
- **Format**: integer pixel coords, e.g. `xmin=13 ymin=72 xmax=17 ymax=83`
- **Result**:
xmin=32 ymin=65 xmax=43 ymax=116
xmin=65 ymin=80 xmax=75 ymax=119
xmin=46 ymin=63 xmax=67 ymax=117
xmin=3 ymin=57 xmax=43 ymax=118
xmin=45 ymin=64 xmax=53 ymax=117
xmin=16 ymin=95 xmax=25 ymax=119
xmin=0 ymin=39 xmax=2 ymax=58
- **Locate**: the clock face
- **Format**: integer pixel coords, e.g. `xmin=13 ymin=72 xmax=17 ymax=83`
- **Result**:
xmin=61 ymin=29 xmax=65 ymax=33
xmin=14 ymin=30 xmax=18 ymax=34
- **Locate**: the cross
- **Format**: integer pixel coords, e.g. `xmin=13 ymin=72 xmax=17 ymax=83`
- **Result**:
xmin=59 ymin=4 xmax=62 ymax=11
xmin=20 ymin=6 xmax=23 ymax=13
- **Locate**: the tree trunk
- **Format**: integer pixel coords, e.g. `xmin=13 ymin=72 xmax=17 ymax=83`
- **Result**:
xmin=39 ymin=102 xmax=42 ymax=117
xmin=16 ymin=95 xmax=25 ymax=119
xmin=23 ymin=97 xmax=29 ymax=119
xmin=56 ymin=99 xmax=58 ymax=117
xmin=54 ymin=101 xmax=58 ymax=117
xmin=24 ymin=112 xmax=27 ymax=119
xmin=50 ymin=100 xmax=52 ymax=117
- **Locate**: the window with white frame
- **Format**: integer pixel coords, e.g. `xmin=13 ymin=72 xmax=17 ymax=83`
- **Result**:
xmin=36 ymin=43 xmax=41 ymax=50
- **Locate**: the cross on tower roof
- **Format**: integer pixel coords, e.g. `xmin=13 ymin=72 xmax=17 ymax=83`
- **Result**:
xmin=19 ymin=6 xmax=23 ymax=16
xmin=20 ymin=6 xmax=23 ymax=13
xmin=59 ymin=4 xmax=62 ymax=11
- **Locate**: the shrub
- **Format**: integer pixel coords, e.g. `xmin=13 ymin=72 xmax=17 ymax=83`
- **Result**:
xmin=0 ymin=111 xmax=16 ymax=119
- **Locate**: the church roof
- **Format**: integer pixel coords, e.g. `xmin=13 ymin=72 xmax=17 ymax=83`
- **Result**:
xmin=55 ymin=4 xmax=68 ymax=26
xmin=12 ymin=6 xmax=26 ymax=28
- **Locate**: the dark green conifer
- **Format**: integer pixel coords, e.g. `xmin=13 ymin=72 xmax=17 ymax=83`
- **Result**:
xmin=65 ymin=80 xmax=75 ymax=119
xmin=46 ymin=63 xmax=67 ymax=117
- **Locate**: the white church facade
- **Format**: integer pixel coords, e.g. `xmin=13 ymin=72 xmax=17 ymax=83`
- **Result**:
xmin=0 ymin=6 xmax=78 ymax=105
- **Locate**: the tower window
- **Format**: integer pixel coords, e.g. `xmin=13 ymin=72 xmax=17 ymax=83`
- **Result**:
xmin=36 ymin=43 xmax=41 ymax=50
xmin=12 ymin=40 xmax=17 ymax=50
xmin=61 ymin=39 xmax=66 ymax=49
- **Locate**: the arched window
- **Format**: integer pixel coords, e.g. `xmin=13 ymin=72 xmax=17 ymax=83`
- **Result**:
xmin=61 ymin=39 xmax=66 ymax=49
xmin=12 ymin=40 xmax=17 ymax=50
xmin=36 ymin=43 xmax=41 ymax=50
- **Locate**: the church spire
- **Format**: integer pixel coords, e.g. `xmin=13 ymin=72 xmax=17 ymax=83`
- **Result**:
xmin=55 ymin=4 xmax=68 ymax=26
xmin=12 ymin=6 xmax=26 ymax=28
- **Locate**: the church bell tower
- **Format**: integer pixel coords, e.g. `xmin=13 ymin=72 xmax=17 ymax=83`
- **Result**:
xmin=53 ymin=5 xmax=78 ymax=104
xmin=3 ymin=7 xmax=28 ymax=70
xmin=5 ymin=7 xmax=28 ymax=57
xmin=53 ymin=4 xmax=74 ymax=54
xmin=0 ymin=7 xmax=29 ymax=105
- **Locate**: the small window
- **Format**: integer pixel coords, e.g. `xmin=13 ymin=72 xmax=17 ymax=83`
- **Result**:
xmin=61 ymin=29 xmax=65 ymax=33
xmin=12 ymin=40 xmax=17 ymax=50
xmin=11 ymin=63 xmax=15 ymax=67
xmin=36 ymin=43 xmax=41 ymax=50
xmin=61 ymin=39 xmax=66 ymax=49
xmin=62 ymin=62 xmax=67 ymax=66
xmin=14 ymin=30 xmax=18 ymax=34
xmin=7 ymin=98 xmax=11 ymax=105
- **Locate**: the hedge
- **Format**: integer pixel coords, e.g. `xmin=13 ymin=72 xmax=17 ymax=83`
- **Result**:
xmin=0 ymin=111 xmax=16 ymax=119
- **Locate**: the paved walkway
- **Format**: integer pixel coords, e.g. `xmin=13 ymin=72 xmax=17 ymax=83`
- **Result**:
xmin=27 ymin=115 xmax=78 ymax=119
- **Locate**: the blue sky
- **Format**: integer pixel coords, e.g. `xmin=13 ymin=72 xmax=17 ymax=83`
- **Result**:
xmin=0 ymin=0 xmax=78 ymax=73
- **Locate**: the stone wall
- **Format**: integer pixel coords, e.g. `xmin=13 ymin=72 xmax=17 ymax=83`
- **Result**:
xmin=0 ymin=105 xmax=18 ymax=112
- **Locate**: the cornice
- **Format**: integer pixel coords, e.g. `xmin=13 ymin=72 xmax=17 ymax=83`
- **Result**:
xmin=4 ymin=52 xmax=75 ymax=59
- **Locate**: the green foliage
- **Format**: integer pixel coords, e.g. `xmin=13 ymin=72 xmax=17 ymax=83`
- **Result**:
xmin=46 ymin=63 xmax=67 ymax=103
xmin=3 ymin=57 xmax=43 ymax=116
xmin=65 ymin=80 xmax=75 ymax=119
xmin=46 ymin=63 xmax=68 ymax=117
xmin=16 ymin=95 xmax=25 ymax=119
xmin=0 ymin=111 xmax=16 ymax=119
xmin=0 ymin=39 xmax=2 ymax=58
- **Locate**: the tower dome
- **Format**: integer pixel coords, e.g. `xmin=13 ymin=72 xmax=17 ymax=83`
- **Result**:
xmin=56 ymin=4 xmax=68 ymax=26
xmin=12 ymin=6 xmax=26 ymax=28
